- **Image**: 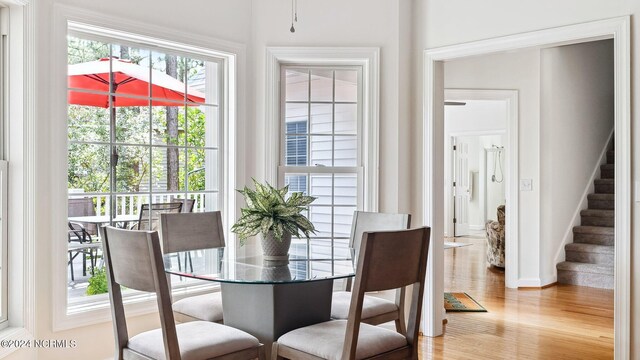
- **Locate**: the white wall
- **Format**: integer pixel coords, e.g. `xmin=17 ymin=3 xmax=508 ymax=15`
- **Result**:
xmin=444 ymin=50 xmax=541 ymax=283
xmin=540 ymin=40 xmax=614 ymax=283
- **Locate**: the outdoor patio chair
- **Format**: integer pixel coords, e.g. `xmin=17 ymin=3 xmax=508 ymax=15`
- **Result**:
xmin=164 ymin=198 xmax=197 ymax=272
xmin=68 ymin=222 xmax=100 ymax=282
xmin=101 ymin=226 xmax=264 ymax=360
xmin=272 ymin=227 xmax=430 ymax=360
xmin=159 ymin=211 xmax=226 ymax=324
xmin=68 ymin=197 xmax=100 ymax=281
xmin=135 ymin=202 xmax=183 ymax=231
xmin=175 ymin=198 xmax=196 ymax=213
xmin=330 ymin=211 xmax=412 ymax=334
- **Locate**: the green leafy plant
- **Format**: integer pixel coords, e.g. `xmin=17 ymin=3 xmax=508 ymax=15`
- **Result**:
xmin=86 ymin=267 xmax=109 ymax=295
xmin=231 ymin=179 xmax=317 ymax=245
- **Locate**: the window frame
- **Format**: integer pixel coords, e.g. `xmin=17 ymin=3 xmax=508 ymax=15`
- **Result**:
xmin=52 ymin=10 xmax=242 ymax=330
xmin=0 ymin=5 xmax=8 ymax=328
xmin=66 ymin=28 xmax=227 ymax=310
xmin=278 ymin=65 xmax=364 ymax=258
xmin=65 ymin=34 xmax=225 ymax=221
xmin=265 ymin=47 xmax=380 ymax=214
xmin=0 ymin=0 xmax=38 ymax=355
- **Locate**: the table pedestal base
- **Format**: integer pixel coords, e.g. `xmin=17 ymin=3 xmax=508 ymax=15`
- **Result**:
xmin=221 ymin=280 xmax=333 ymax=357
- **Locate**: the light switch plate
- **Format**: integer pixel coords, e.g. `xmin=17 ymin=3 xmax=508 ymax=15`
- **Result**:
xmin=520 ymin=179 xmax=533 ymax=191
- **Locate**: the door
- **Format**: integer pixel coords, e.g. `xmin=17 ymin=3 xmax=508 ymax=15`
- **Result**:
xmin=453 ymin=138 xmax=470 ymax=236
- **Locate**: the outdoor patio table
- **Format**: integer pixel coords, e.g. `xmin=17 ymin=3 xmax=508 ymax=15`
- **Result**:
xmin=163 ymin=248 xmax=355 ymax=358
xmin=68 ymin=214 xmax=140 ymax=227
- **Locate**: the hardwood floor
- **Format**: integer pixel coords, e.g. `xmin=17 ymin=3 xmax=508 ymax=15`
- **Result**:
xmin=419 ymin=236 xmax=614 ymax=359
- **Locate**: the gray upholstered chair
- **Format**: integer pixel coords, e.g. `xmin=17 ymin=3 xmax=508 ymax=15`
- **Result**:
xmin=272 ymin=227 xmax=430 ymax=360
xmin=330 ymin=211 xmax=411 ymax=334
xmin=485 ymin=205 xmax=505 ymax=268
xmin=159 ymin=212 xmax=225 ymax=324
xmin=101 ymin=226 xmax=264 ymax=360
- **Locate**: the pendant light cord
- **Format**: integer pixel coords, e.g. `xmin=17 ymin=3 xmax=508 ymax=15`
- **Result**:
xmin=290 ymin=0 xmax=298 ymax=33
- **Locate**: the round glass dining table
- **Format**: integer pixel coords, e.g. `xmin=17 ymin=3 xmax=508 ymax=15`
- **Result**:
xmin=164 ymin=248 xmax=355 ymax=356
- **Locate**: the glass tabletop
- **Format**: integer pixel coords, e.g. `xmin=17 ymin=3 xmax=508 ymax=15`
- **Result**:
xmin=163 ymin=248 xmax=355 ymax=284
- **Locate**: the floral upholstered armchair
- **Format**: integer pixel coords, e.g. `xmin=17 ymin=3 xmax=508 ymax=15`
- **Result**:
xmin=485 ymin=205 xmax=505 ymax=268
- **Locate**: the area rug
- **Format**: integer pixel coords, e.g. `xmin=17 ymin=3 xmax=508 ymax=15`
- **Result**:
xmin=444 ymin=292 xmax=487 ymax=312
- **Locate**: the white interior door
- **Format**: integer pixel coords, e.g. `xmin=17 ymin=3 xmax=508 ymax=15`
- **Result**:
xmin=453 ymin=138 xmax=470 ymax=236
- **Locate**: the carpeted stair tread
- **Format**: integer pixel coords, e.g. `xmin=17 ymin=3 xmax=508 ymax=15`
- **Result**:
xmin=594 ymin=179 xmax=614 ymax=185
xmin=565 ymin=243 xmax=614 ymax=265
xmin=600 ymin=164 xmax=614 ymax=179
xmin=565 ymin=243 xmax=614 ymax=254
xmin=594 ymin=178 xmax=615 ymax=194
xmin=587 ymin=193 xmax=614 ymax=201
xmin=580 ymin=209 xmax=614 ymax=218
xmin=573 ymin=226 xmax=614 ymax=235
xmin=557 ymin=261 xmax=613 ymax=275
xmin=606 ymin=150 xmax=614 ymax=164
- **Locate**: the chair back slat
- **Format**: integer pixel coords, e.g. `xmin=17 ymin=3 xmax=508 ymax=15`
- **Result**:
xmin=102 ymin=226 xmax=181 ymax=359
xmin=181 ymin=198 xmax=196 ymax=213
xmin=68 ymin=197 xmax=97 ymax=234
xmin=102 ymin=227 xmax=159 ymax=292
xmin=160 ymin=211 xmax=225 ymax=253
xmin=343 ymin=226 xmax=430 ymax=359
xmin=349 ymin=211 xmax=411 ymax=261
xmin=359 ymin=228 xmax=428 ymax=292
xmin=137 ymin=202 xmax=183 ymax=231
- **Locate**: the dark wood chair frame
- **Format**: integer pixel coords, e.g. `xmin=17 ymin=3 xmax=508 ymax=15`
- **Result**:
xmin=273 ymin=227 xmax=431 ymax=360
xmin=101 ymin=226 xmax=265 ymax=360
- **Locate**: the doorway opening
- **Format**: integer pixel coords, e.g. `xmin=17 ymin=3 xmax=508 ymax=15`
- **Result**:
xmin=423 ymin=17 xmax=628 ymax=357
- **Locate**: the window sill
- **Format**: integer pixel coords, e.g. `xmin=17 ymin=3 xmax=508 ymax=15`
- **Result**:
xmin=56 ymin=284 xmax=219 ymax=331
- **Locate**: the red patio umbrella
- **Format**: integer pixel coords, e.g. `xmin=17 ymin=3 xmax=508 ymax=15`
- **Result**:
xmin=68 ymin=57 xmax=206 ymax=106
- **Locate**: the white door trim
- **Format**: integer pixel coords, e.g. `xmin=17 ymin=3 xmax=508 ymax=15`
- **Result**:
xmin=422 ymin=17 xmax=631 ymax=360
xmin=445 ymin=89 xmax=518 ymax=288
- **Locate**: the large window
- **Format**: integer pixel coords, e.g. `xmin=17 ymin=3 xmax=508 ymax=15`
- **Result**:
xmin=66 ymin=32 xmax=224 ymax=305
xmin=279 ymin=66 xmax=363 ymax=264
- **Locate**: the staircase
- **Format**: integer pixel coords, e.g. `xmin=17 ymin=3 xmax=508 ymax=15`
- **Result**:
xmin=556 ymin=146 xmax=614 ymax=289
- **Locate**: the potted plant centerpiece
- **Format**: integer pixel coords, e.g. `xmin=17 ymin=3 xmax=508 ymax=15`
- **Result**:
xmin=231 ymin=180 xmax=316 ymax=264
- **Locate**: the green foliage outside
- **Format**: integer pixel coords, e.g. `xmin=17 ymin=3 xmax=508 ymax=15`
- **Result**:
xmin=231 ymin=180 xmax=317 ymax=246
xmin=86 ymin=267 xmax=109 ymax=295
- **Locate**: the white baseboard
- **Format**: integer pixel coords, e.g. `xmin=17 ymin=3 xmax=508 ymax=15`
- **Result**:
xmin=517 ymin=278 xmax=543 ymax=287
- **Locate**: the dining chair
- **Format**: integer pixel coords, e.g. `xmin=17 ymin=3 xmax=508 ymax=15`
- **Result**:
xmin=272 ymin=227 xmax=430 ymax=360
xmin=330 ymin=211 xmax=411 ymax=334
xmin=136 ymin=202 xmax=183 ymax=231
xmin=159 ymin=211 xmax=226 ymax=324
xmin=101 ymin=225 xmax=265 ymax=360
